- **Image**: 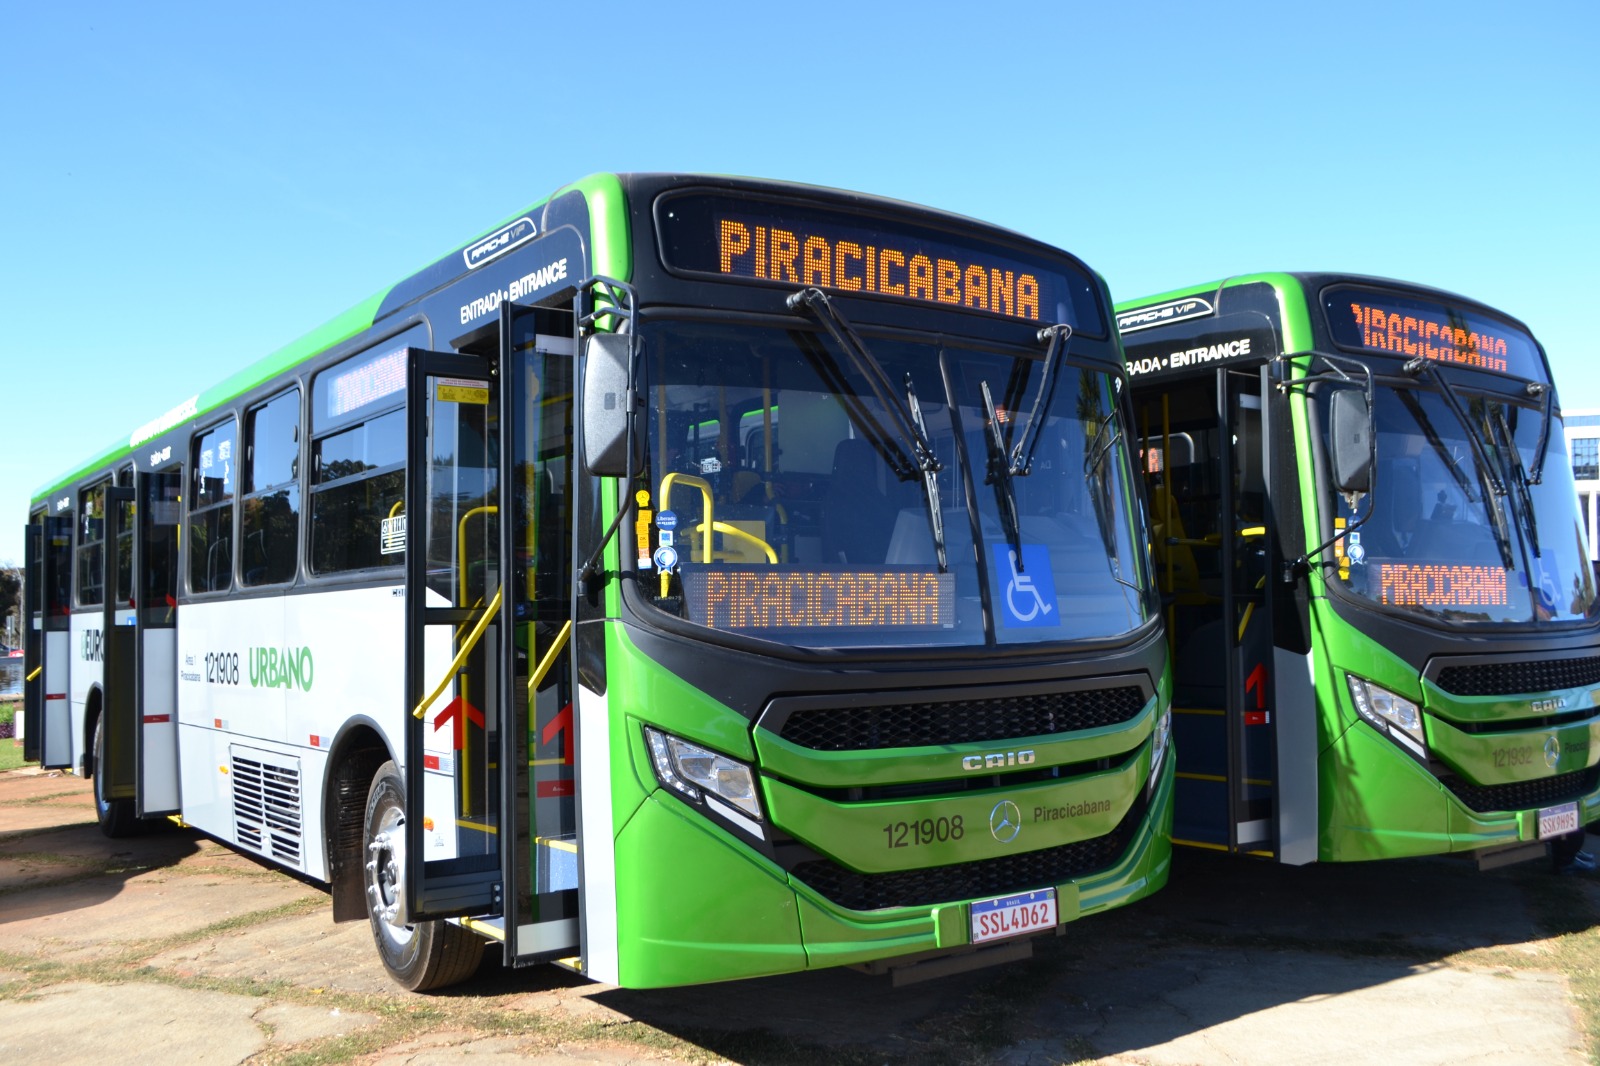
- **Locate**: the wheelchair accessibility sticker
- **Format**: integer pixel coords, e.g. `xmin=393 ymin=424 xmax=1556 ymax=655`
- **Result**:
xmin=993 ymin=544 xmax=1058 ymax=627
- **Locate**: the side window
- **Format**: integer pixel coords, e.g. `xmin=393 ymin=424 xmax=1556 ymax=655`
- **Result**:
xmin=242 ymin=389 xmax=302 ymax=586
xmin=189 ymin=419 xmax=238 ymax=594
xmin=310 ymin=346 xmax=407 ymax=574
xmin=113 ymin=466 xmax=135 ymax=607
xmin=76 ymin=481 xmax=108 ymax=606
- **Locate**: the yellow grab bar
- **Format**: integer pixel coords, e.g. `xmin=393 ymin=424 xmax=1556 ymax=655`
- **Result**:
xmin=27 ymin=666 xmax=42 ymax=682
xmin=659 ymin=473 xmax=715 ymax=563
xmin=413 ymin=587 xmax=503 ymax=720
xmin=529 ymin=620 xmax=571 ymax=695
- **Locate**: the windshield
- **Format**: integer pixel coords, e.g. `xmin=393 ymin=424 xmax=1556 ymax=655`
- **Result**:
xmin=635 ymin=320 xmax=1156 ymax=649
xmin=1327 ymin=384 xmax=1598 ymax=625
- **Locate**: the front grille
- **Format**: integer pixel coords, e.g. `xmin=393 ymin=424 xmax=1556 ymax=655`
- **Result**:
xmin=791 ymin=790 xmax=1149 ymax=911
xmin=1438 ymin=765 xmax=1600 ymax=814
xmin=777 ymin=686 xmax=1147 ymax=752
xmin=1434 ymin=656 xmax=1600 ymax=697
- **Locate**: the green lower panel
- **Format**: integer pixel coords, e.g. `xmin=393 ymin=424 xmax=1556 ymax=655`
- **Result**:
xmin=612 ymin=762 xmax=1174 ymax=986
xmin=798 ymin=760 xmax=1174 ymax=970
xmin=1321 ymin=722 xmax=1600 ymax=861
xmin=614 ymin=795 xmax=805 ymax=988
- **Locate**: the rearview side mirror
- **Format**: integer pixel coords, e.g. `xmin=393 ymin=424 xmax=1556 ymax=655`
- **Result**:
xmin=1329 ymin=389 xmax=1372 ymax=494
xmin=581 ymin=333 xmax=641 ymax=477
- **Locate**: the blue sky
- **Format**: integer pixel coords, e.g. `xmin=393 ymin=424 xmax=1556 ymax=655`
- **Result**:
xmin=2 ymin=1 xmax=1596 ymax=565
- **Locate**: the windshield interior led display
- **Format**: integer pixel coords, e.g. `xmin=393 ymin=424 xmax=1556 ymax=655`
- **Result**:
xmin=680 ymin=566 xmax=955 ymax=631
xmin=1379 ymin=563 xmax=1509 ymax=608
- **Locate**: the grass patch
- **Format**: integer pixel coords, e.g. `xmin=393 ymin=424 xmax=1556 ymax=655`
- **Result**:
xmin=0 ymin=700 xmax=33 ymax=772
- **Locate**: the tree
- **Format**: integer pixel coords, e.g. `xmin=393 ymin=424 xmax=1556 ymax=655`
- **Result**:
xmin=0 ymin=565 xmax=19 ymax=648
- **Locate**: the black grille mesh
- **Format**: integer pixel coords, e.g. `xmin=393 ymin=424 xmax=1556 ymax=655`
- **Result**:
xmin=1438 ymin=765 xmax=1600 ymax=814
xmin=790 ymin=791 xmax=1149 ymax=911
xmin=1434 ymin=657 xmax=1600 ymax=697
xmin=776 ymin=686 xmax=1147 ymax=752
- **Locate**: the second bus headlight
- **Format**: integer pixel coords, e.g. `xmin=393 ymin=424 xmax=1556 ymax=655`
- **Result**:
xmin=644 ymin=726 xmax=764 ymax=823
xmin=1147 ymin=708 xmax=1172 ymax=797
xmin=1346 ymin=675 xmax=1426 ymax=760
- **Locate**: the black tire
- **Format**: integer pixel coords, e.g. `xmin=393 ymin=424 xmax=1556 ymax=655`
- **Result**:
xmin=363 ymin=760 xmax=485 ymax=992
xmin=92 ymin=714 xmax=138 ymax=838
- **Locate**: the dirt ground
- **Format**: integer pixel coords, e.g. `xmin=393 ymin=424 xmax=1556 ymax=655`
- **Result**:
xmin=0 ymin=764 xmax=1592 ymax=1065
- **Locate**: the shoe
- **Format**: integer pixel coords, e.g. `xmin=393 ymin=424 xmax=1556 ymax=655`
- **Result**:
xmin=1575 ymin=850 xmax=1597 ymax=871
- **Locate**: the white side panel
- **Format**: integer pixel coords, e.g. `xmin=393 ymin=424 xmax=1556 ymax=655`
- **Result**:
xmin=42 ymin=630 xmax=71 ymax=768
xmin=69 ymin=612 xmax=103 ymax=773
xmin=138 ymin=628 xmax=180 ymax=814
xmin=177 ymin=586 xmax=406 ymax=882
xmin=575 ymin=681 xmax=618 ymax=984
xmin=1275 ymin=647 xmax=1319 ymax=865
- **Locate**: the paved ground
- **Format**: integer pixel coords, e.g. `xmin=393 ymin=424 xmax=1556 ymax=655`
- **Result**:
xmin=0 ymin=764 xmax=1591 ymax=1065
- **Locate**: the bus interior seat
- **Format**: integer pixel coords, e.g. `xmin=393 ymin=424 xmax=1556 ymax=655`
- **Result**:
xmin=822 ymin=439 xmax=894 ymax=564
xmin=1174 ymin=617 xmax=1227 ymax=708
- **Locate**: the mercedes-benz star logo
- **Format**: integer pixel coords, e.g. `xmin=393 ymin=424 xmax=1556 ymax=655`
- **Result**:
xmin=990 ymin=800 xmax=1022 ymax=844
xmin=1545 ymin=735 xmax=1562 ymax=772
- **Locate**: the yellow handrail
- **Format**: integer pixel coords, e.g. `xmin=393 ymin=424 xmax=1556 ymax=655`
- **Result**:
xmin=659 ymin=473 xmax=715 ymax=563
xmin=27 ymin=666 xmax=42 ymax=682
xmin=412 ymin=587 xmax=503 ymax=720
xmin=529 ymin=620 xmax=571 ymax=694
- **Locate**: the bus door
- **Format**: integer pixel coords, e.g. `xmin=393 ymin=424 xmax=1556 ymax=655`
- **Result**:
xmin=134 ymin=470 xmax=182 ymax=815
xmin=401 ymin=303 xmax=578 ymax=959
xmin=1140 ymin=366 xmax=1281 ymax=855
xmin=22 ymin=515 xmax=42 ymax=763
xmin=39 ymin=509 xmax=73 ymax=769
xmin=499 ymin=301 xmax=578 ymax=964
xmin=100 ymin=486 xmax=138 ymax=809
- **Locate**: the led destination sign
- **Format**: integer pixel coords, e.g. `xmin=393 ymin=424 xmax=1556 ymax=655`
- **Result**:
xmin=680 ymin=566 xmax=955 ymax=632
xmin=657 ymin=192 xmax=1103 ymax=332
xmin=1324 ymin=287 xmax=1545 ymax=381
xmin=1379 ymin=563 xmax=1508 ymax=609
xmin=715 ymin=217 xmax=1043 ymax=320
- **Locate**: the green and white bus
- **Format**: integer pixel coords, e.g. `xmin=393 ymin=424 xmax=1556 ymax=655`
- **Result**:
xmin=22 ymin=173 xmax=1172 ymax=990
xmin=1118 ymin=273 xmax=1598 ymax=864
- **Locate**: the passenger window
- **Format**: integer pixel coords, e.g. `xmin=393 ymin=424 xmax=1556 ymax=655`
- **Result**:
xmin=310 ymin=344 xmax=410 ymax=574
xmin=242 ymin=389 xmax=301 ymax=586
xmin=189 ymin=420 xmax=238 ymax=593
xmin=76 ymin=481 xmax=108 ymax=606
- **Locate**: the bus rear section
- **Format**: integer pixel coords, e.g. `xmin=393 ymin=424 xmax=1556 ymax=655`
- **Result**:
xmin=1118 ymin=273 xmax=1600 ymax=864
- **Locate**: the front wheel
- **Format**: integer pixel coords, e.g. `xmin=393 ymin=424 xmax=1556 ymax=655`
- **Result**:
xmin=92 ymin=714 xmax=138 ymax=838
xmin=363 ymin=760 xmax=485 ymax=991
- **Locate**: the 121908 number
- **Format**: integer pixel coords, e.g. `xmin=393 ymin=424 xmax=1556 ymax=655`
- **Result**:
xmin=884 ymin=815 xmax=964 ymax=849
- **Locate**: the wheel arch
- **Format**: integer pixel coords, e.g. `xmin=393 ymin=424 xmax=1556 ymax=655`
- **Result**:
xmin=325 ymin=715 xmax=393 ymax=922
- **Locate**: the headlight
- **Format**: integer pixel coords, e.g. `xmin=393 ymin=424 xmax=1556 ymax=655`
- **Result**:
xmin=1346 ymin=675 xmax=1426 ymax=760
xmin=644 ymin=727 xmax=765 ymax=833
xmin=1147 ymin=708 xmax=1172 ymax=795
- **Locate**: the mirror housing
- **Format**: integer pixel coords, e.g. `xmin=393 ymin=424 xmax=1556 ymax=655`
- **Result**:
xmin=1329 ymin=389 xmax=1372 ymax=494
xmin=581 ymin=332 xmax=640 ymax=478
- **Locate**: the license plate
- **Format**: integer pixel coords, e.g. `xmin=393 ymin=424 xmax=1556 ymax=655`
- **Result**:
xmin=1539 ymin=800 xmax=1580 ymax=840
xmin=970 ymin=888 xmax=1057 ymax=944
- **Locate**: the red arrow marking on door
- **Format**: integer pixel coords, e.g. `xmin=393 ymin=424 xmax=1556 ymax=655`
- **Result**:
xmin=541 ymin=702 xmax=575 ymax=766
xmin=433 ymin=696 xmax=485 ymax=751
xmin=1245 ymin=663 xmax=1268 ymax=710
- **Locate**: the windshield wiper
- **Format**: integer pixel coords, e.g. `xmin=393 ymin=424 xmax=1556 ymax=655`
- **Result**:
xmin=1403 ymin=358 xmax=1505 ymax=496
xmin=788 ymin=287 xmax=947 ymax=569
xmin=980 ymin=380 xmax=1023 ymax=566
xmin=1402 ymin=358 xmax=1513 ymax=569
xmin=1526 ymin=382 xmax=1553 ymax=485
xmin=1492 ymin=407 xmax=1541 ymax=557
xmin=1394 ymin=388 xmax=1478 ymax=504
xmin=906 ymin=373 xmax=948 ymax=571
xmin=1009 ymin=324 xmax=1073 ymax=476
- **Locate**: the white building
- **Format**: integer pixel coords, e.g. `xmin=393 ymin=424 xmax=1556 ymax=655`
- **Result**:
xmin=1569 ymin=408 xmax=1600 ymax=564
